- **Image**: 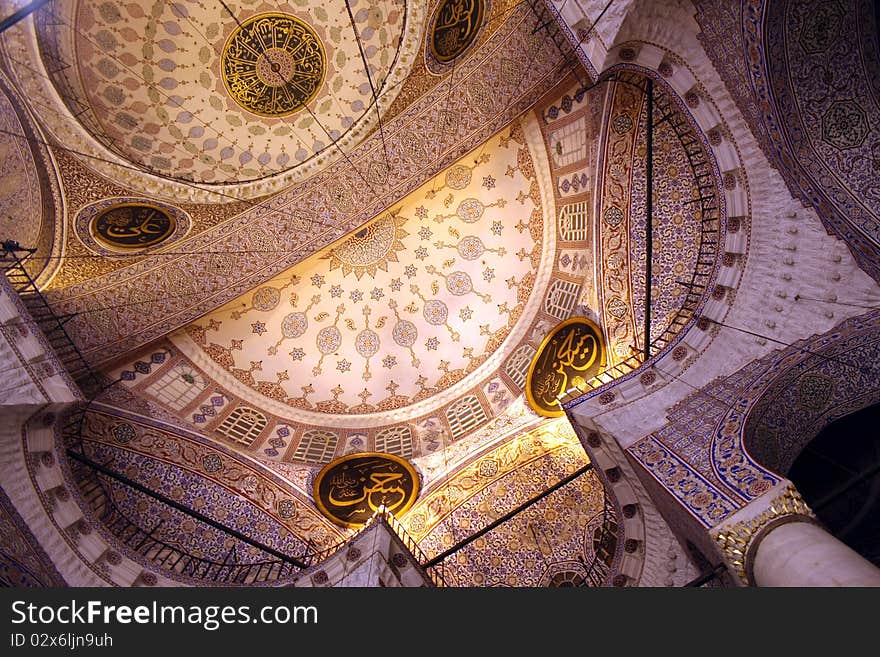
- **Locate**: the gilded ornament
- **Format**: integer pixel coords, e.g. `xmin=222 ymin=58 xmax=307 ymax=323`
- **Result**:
xmin=430 ymin=0 xmax=486 ymax=63
xmin=714 ymin=484 xmax=816 ymax=585
xmin=525 ymin=317 xmax=606 ymax=417
xmin=313 ymin=452 xmax=420 ymax=528
xmin=91 ymin=203 xmax=174 ymax=250
xmin=222 ymin=13 xmax=325 ymax=117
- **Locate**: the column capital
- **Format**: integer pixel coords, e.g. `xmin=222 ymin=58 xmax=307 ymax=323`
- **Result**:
xmin=712 ymin=481 xmax=816 ymax=585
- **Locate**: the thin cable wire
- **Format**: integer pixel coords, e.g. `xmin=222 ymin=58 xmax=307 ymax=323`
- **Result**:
xmin=0 ymin=52 xmax=217 ymax=179
xmin=704 ymin=318 xmax=880 ymax=379
xmin=0 ymin=125 xmax=331 ymax=228
xmin=344 ymin=0 xmax=389 ymax=166
xmin=526 ymin=0 xmax=587 ymax=89
xmin=217 ymin=0 xmax=244 ymax=29
xmin=178 ymin=1 xmax=316 ymax=159
xmin=569 ymin=0 xmax=616 ymax=60
xmin=429 ymin=0 xmax=536 ymax=191
xmin=794 ymin=295 xmax=880 ymax=311
xmin=207 ymin=0 xmax=384 ymax=200
xmin=651 ymin=363 xmax=741 ymax=417
xmin=47 ymin=287 xmax=236 ymax=318
xmin=10 ymin=3 xmax=582 ymax=322
xmin=472 ymin=2 xmax=553 ymax=164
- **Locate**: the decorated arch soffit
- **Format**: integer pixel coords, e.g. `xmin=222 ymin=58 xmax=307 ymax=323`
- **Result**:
xmin=694 ymin=0 xmax=880 ymax=281
xmin=401 ymin=418 xmax=613 ymax=587
xmin=17 ymin=1 xmax=571 ymax=366
xmin=628 ymin=310 xmax=880 ymax=530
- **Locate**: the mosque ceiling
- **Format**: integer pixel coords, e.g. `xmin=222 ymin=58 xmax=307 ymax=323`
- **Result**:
xmin=26 ymin=0 xmax=421 ymax=195
xmin=172 ymin=123 xmax=548 ymax=423
xmin=2 ymin=0 xmax=571 ymax=367
xmin=58 ymin=401 xmax=612 ymax=585
xmin=99 ymin=111 xmax=564 ymax=464
xmin=0 ymin=0 xmax=732 ymax=585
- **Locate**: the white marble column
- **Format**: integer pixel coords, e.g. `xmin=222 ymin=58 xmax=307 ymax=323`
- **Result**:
xmin=752 ymin=520 xmax=880 ymax=587
xmin=714 ymin=481 xmax=880 ymax=586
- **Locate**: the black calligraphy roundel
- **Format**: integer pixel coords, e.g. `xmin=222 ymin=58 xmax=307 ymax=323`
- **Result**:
xmin=430 ymin=0 xmax=487 ymax=63
xmin=91 ymin=203 xmax=175 ymax=249
xmin=313 ymin=452 xmax=420 ymax=529
xmin=525 ymin=317 xmax=606 ymax=417
xmin=222 ymin=13 xmax=326 ymax=117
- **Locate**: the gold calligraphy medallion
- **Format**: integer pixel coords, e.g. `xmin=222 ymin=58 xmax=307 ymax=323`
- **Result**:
xmin=525 ymin=317 xmax=606 ymax=417
xmin=313 ymin=452 xmax=420 ymax=529
xmin=222 ymin=13 xmax=326 ymax=118
xmin=91 ymin=203 xmax=175 ymax=250
xmin=429 ymin=0 xmax=487 ymax=63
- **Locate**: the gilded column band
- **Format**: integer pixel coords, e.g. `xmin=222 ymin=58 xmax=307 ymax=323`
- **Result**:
xmin=714 ymin=483 xmax=816 ymax=585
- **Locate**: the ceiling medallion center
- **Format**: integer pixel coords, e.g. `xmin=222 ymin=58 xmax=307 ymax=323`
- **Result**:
xmin=256 ymin=48 xmax=297 ymax=87
xmin=222 ymin=13 xmax=326 ymax=118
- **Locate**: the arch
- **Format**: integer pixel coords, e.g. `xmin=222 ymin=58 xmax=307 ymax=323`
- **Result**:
xmin=544 ymin=279 xmax=581 ymax=320
xmin=374 ymin=426 xmax=414 ymax=458
xmin=504 ymin=344 xmax=536 ymax=390
xmin=560 ymin=63 xmax=733 ymax=409
xmin=741 ymin=312 xmax=880 ymax=475
xmin=559 ymin=201 xmax=591 ymax=242
xmin=292 ymin=429 xmax=340 ymax=465
xmin=445 ymin=395 xmax=488 ymax=440
xmin=216 ymin=406 xmax=267 ymax=447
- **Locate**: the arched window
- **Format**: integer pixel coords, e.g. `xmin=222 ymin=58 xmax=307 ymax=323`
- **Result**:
xmin=548 ymin=570 xmax=585 ymax=587
xmin=217 ymin=406 xmax=267 ymax=446
xmin=545 ymin=279 xmax=580 ymax=320
xmin=446 ymin=395 xmax=488 ymax=440
xmin=548 ymin=117 xmax=586 ymax=167
xmin=505 ymin=344 xmax=536 ymax=390
xmin=375 ymin=426 xmax=413 ymax=458
xmin=293 ymin=429 xmax=339 ymax=464
xmin=145 ymin=363 xmax=206 ymax=411
xmin=559 ymin=202 xmax=590 ymax=241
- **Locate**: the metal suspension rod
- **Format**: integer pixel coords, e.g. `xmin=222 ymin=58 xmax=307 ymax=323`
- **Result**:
xmin=424 ymin=463 xmax=593 ymax=568
xmin=683 ymin=563 xmax=727 ymax=587
xmin=0 ymin=0 xmax=50 ymax=35
xmin=644 ymin=77 xmax=654 ymax=363
xmin=66 ymin=448 xmax=310 ymax=568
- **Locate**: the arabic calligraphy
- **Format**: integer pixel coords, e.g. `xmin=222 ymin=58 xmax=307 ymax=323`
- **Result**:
xmin=314 ymin=453 xmax=420 ymax=528
xmin=91 ymin=204 xmax=175 ymax=249
xmin=430 ymin=0 xmax=486 ymax=63
xmin=222 ymin=13 xmax=325 ymax=117
xmin=525 ymin=317 xmax=606 ymax=417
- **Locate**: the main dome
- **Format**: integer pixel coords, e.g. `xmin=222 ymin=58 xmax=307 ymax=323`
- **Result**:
xmin=27 ymin=0 xmax=422 ymax=199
